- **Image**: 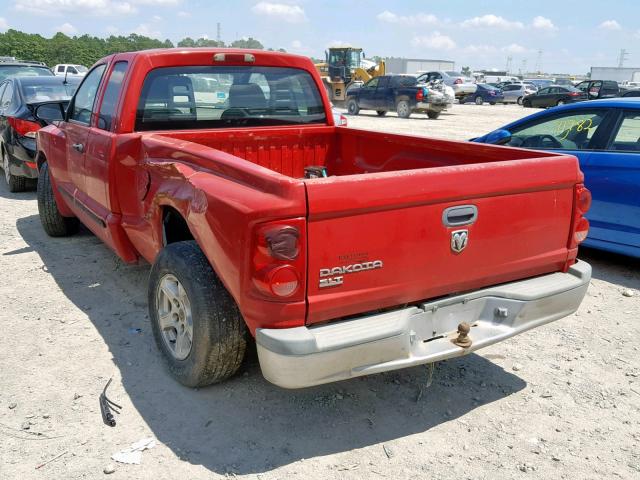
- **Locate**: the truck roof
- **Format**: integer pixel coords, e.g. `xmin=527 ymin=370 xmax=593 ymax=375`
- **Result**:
xmin=103 ymin=48 xmax=314 ymax=69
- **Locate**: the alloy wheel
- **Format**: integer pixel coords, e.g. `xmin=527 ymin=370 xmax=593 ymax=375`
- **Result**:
xmin=156 ymin=274 xmax=193 ymax=360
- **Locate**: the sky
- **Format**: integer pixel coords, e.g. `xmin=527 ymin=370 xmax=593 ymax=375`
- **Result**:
xmin=0 ymin=0 xmax=639 ymax=74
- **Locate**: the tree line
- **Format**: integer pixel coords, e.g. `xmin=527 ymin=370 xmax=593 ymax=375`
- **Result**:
xmin=0 ymin=29 xmax=281 ymax=68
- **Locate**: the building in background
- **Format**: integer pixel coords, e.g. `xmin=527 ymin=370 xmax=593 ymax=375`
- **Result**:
xmin=590 ymin=66 xmax=640 ymax=83
xmin=385 ymin=57 xmax=455 ymax=75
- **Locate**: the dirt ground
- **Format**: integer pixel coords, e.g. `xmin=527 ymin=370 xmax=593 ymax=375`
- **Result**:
xmin=1 ymin=104 xmax=639 ymax=480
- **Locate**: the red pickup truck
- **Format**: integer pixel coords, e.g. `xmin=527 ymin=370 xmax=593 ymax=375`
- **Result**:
xmin=34 ymin=49 xmax=592 ymax=389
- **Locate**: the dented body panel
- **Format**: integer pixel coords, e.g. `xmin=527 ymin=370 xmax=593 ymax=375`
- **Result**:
xmin=36 ymin=49 xmax=589 ymax=376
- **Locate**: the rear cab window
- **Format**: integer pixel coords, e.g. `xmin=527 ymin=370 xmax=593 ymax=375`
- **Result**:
xmin=391 ymin=76 xmax=416 ymax=88
xmin=135 ymin=66 xmax=326 ymax=131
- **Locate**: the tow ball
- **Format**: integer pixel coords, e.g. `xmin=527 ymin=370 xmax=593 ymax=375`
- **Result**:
xmin=452 ymin=322 xmax=472 ymax=348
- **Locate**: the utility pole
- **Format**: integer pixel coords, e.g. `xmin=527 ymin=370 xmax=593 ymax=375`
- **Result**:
xmin=505 ymin=56 xmax=513 ymax=74
xmin=618 ymin=48 xmax=629 ymax=68
xmin=521 ymin=59 xmax=528 ymax=75
xmin=216 ymin=22 xmax=221 ymax=44
xmin=534 ymin=50 xmax=543 ymax=74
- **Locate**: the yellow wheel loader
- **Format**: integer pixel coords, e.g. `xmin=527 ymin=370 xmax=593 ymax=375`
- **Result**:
xmin=315 ymin=47 xmax=385 ymax=105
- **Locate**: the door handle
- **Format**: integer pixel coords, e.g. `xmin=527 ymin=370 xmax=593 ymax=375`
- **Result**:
xmin=442 ymin=205 xmax=478 ymax=227
xmin=72 ymin=143 xmax=84 ymax=153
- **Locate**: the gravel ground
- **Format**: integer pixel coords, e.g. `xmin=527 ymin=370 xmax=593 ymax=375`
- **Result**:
xmin=1 ymin=104 xmax=639 ymax=480
xmin=340 ymin=103 xmax=533 ymax=140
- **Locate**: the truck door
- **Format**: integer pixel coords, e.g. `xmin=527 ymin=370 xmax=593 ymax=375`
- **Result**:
xmin=374 ymin=76 xmax=391 ymax=110
xmin=359 ymin=77 xmax=379 ymax=109
xmin=82 ymin=61 xmax=136 ymax=260
xmin=61 ymin=64 xmax=107 ymax=200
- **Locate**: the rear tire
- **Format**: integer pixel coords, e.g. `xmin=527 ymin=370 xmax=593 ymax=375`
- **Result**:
xmin=427 ymin=110 xmax=441 ymax=119
xmin=523 ymin=99 xmax=532 ymax=108
xmin=2 ymin=147 xmax=26 ymax=193
xmin=376 ymin=110 xmax=387 ymax=116
xmin=148 ymin=241 xmax=247 ymax=388
xmin=517 ymin=96 xmax=523 ymax=105
xmin=346 ymin=99 xmax=359 ymax=115
xmin=475 ymin=96 xmax=484 ymax=105
xmin=396 ymin=100 xmax=411 ymax=118
xmin=37 ymin=162 xmax=79 ymax=237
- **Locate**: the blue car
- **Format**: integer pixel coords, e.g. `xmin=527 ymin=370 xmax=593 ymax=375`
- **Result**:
xmin=461 ymin=83 xmax=504 ymax=105
xmin=472 ymin=98 xmax=640 ymax=258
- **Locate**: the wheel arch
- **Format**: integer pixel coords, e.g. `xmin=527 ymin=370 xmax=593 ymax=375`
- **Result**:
xmin=161 ymin=205 xmax=195 ymax=246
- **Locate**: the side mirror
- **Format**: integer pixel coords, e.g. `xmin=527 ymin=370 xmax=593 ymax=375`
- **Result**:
xmin=482 ymin=129 xmax=512 ymax=145
xmin=34 ymin=101 xmax=68 ymax=126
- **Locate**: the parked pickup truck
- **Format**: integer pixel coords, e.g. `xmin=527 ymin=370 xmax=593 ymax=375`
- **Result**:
xmin=345 ymin=75 xmax=447 ymax=119
xmin=34 ymin=49 xmax=592 ymax=389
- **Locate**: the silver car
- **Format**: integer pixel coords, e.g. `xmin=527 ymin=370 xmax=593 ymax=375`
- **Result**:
xmin=417 ymin=71 xmax=476 ymax=100
xmin=500 ymin=83 xmax=537 ymax=105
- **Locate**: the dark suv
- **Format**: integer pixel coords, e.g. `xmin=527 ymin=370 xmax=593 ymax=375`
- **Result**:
xmin=574 ymin=80 xmax=619 ymax=100
xmin=0 ymin=60 xmax=53 ymax=82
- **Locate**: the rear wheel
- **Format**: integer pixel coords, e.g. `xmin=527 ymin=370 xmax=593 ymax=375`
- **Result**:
xmin=346 ymin=99 xmax=359 ymax=115
xmin=475 ymin=96 xmax=484 ymax=105
xmin=376 ymin=110 xmax=387 ymax=116
xmin=396 ymin=100 xmax=411 ymax=118
xmin=523 ymin=99 xmax=532 ymax=108
xmin=427 ymin=110 xmax=441 ymax=119
xmin=517 ymin=96 xmax=523 ymax=105
xmin=2 ymin=147 xmax=26 ymax=193
xmin=148 ymin=241 xmax=247 ymax=387
xmin=37 ymin=162 xmax=79 ymax=237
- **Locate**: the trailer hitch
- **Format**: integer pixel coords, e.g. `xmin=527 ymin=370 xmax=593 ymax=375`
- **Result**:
xmin=452 ymin=322 xmax=472 ymax=348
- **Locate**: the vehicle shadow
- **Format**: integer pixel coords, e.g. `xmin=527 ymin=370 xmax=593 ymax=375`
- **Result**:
xmin=0 ymin=183 xmax=36 ymax=200
xmin=350 ymin=112 xmax=440 ymax=121
xmin=579 ymin=247 xmax=640 ymax=290
xmin=15 ymin=213 xmax=526 ymax=475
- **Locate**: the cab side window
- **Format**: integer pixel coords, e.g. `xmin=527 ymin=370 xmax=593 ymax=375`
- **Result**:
xmin=97 ymin=61 xmax=128 ymax=131
xmin=69 ymin=64 xmax=107 ymax=125
xmin=364 ymin=78 xmax=379 ymax=89
xmin=508 ymin=110 xmax=606 ymax=150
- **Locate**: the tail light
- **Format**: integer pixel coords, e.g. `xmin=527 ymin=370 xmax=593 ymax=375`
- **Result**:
xmin=416 ymin=87 xmax=425 ymax=102
xmin=454 ymin=78 xmax=463 ymax=85
xmin=569 ymin=92 xmax=580 ymax=97
xmin=565 ymin=184 xmax=591 ymax=270
xmin=252 ymin=219 xmax=305 ymax=301
xmin=8 ymin=117 xmax=40 ymax=138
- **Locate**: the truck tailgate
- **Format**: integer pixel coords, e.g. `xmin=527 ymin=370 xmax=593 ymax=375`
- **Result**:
xmin=304 ymin=155 xmax=580 ymax=325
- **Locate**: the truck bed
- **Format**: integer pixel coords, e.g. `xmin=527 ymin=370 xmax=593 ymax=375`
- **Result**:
xmin=152 ymin=126 xmax=556 ymax=178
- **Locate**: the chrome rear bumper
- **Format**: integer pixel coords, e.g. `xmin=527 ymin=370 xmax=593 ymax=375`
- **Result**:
xmin=256 ymin=261 xmax=591 ymax=388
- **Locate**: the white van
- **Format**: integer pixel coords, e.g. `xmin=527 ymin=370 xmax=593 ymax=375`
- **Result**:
xmin=53 ymin=64 xmax=88 ymax=77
